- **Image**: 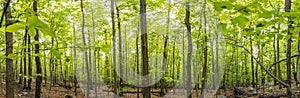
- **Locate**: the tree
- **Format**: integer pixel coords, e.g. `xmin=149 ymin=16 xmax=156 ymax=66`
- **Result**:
xmin=201 ymin=0 xmax=208 ymax=96
xmin=116 ymin=3 xmax=123 ymax=96
xmin=140 ymin=0 xmax=151 ymax=97
xmin=80 ymin=0 xmax=91 ymax=97
xmin=4 ymin=0 xmax=14 ymax=97
xmin=285 ymin=0 xmax=292 ymax=97
xmin=110 ymin=0 xmax=118 ymax=97
xmin=33 ymin=0 xmax=42 ymax=97
xmin=184 ymin=1 xmax=192 ymax=98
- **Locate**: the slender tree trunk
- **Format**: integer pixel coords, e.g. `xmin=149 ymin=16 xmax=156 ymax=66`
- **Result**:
xmin=33 ymin=1 xmax=42 ymax=97
xmin=80 ymin=0 xmax=91 ymax=97
xmin=116 ymin=4 xmax=124 ymax=96
xmin=110 ymin=0 xmax=118 ymax=97
xmin=27 ymin=31 xmax=32 ymax=89
xmin=136 ymin=18 xmax=140 ymax=98
xmin=273 ymin=32 xmax=277 ymax=85
xmin=4 ymin=0 xmax=14 ymax=97
xmin=73 ymin=24 xmax=78 ymax=96
xmin=23 ymin=28 xmax=28 ymax=89
xmin=201 ymin=0 xmax=208 ymax=96
xmin=160 ymin=0 xmax=171 ymax=96
xmin=140 ymin=0 xmax=151 ymax=97
xmin=277 ymin=25 xmax=281 ymax=89
xmin=91 ymin=4 xmax=98 ymax=97
xmin=297 ymin=30 xmax=300 ymax=88
xmin=44 ymin=47 xmax=47 ymax=85
xmin=285 ymin=0 xmax=292 ymax=97
xmin=235 ymin=47 xmax=239 ymax=87
xmin=19 ymin=43 xmax=23 ymax=84
xmin=250 ymin=37 xmax=255 ymax=88
xmin=185 ymin=2 xmax=192 ymax=98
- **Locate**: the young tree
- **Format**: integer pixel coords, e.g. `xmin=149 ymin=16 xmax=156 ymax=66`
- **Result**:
xmin=80 ymin=0 xmax=91 ymax=97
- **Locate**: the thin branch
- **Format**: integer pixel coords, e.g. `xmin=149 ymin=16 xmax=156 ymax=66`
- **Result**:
xmin=226 ymin=38 xmax=289 ymax=88
xmin=0 ymin=0 xmax=11 ymax=28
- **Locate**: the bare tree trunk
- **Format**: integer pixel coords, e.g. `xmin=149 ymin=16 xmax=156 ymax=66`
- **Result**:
xmin=160 ymin=0 xmax=171 ymax=96
xmin=285 ymin=0 xmax=292 ymax=97
xmin=23 ymin=29 xmax=28 ymax=89
xmin=91 ymin=4 xmax=98 ymax=98
xmin=273 ymin=32 xmax=277 ymax=85
xmin=201 ymin=0 xmax=208 ymax=96
xmin=110 ymin=0 xmax=118 ymax=97
xmin=73 ymin=24 xmax=78 ymax=96
xmin=4 ymin=0 xmax=14 ymax=97
xmin=235 ymin=47 xmax=239 ymax=87
xmin=136 ymin=19 xmax=140 ymax=98
xmin=80 ymin=0 xmax=91 ymax=97
xmin=140 ymin=0 xmax=151 ymax=97
xmin=184 ymin=2 xmax=192 ymax=98
xmin=277 ymin=25 xmax=281 ymax=89
xmin=27 ymin=30 xmax=32 ymax=90
xmin=250 ymin=37 xmax=255 ymax=88
xmin=33 ymin=1 xmax=42 ymax=97
xmin=116 ymin=4 xmax=124 ymax=96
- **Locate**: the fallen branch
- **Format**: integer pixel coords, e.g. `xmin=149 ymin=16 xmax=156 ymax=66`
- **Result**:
xmin=226 ymin=38 xmax=292 ymax=94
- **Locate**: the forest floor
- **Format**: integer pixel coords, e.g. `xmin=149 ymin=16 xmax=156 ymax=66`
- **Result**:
xmin=0 ymin=79 xmax=300 ymax=98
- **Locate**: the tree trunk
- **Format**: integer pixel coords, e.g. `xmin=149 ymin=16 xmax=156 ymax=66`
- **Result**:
xmin=285 ymin=0 xmax=292 ymax=97
xmin=33 ymin=1 xmax=42 ymax=97
xmin=110 ymin=0 xmax=118 ymax=97
xmin=273 ymin=32 xmax=277 ymax=85
xmin=80 ymin=0 xmax=91 ymax=97
xmin=160 ymin=0 xmax=171 ymax=96
xmin=201 ymin=0 xmax=208 ymax=96
xmin=235 ymin=47 xmax=239 ymax=87
xmin=23 ymin=28 xmax=28 ymax=89
xmin=73 ymin=24 xmax=78 ymax=96
xmin=250 ymin=37 xmax=255 ymax=88
xmin=27 ymin=30 xmax=32 ymax=90
xmin=116 ymin=4 xmax=124 ymax=96
xmin=140 ymin=0 xmax=151 ymax=97
xmin=136 ymin=18 xmax=140 ymax=98
xmin=4 ymin=0 xmax=14 ymax=97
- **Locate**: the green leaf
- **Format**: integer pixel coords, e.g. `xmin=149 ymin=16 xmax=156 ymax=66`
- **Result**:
xmin=51 ymin=49 xmax=61 ymax=59
xmin=7 ymin=54 xmax=16 ymax=60
xmin=232 ymin=15 xmax=249 ymax=28
xmin=28 ymin=16 xmax=54 ymax=37
xmin=6 ymin=23 xmax=25 ymax=32
xmin=28 ymin=27 xmax=36 ymax=37
xmin=120 ymin=86 xmax=132 ymax=92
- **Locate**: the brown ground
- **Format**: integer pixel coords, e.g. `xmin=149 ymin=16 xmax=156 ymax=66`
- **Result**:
xmin=1 ymin=79 xmax=299 ymax=98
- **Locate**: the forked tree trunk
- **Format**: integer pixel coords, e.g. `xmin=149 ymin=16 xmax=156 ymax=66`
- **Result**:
xmin=185 ymin=2 xmax=192 ymax=98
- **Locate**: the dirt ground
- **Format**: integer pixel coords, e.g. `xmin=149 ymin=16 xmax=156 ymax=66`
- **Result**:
xmin=1 ymin=79 xmax=299 ymax=98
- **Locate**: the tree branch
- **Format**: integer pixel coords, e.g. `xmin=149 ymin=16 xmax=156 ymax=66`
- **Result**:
xmin=0 ymin=0 xmax=11 ymax=28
